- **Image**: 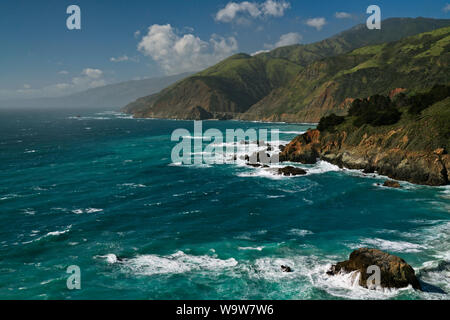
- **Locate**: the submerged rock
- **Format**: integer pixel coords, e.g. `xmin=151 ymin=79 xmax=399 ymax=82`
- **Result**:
xmin=383 ymin=180 xmax=402 ymax=188
xmin=281 ymin=265 xmax=293 ymax=273
xmin=278 ymin=166 xmax=307 ymax=176
xmin=327 ymin=248 xmax=421 ymax=290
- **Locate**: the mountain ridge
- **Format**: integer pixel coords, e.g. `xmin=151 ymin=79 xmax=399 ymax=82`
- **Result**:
xmin=123 ymin=17 xmax=450 ymax=122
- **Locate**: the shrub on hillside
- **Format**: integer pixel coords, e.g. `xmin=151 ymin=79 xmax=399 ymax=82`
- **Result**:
xmin=408 ymin=85 xmax=450 ymax=114
xmin=349 ymin=94 xmax=402 ymax=127
xmin=317 ymin=114 xmax=345 ymax=132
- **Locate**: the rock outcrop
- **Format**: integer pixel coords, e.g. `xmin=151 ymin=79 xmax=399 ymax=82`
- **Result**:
xmin=279 ymin=130 xmax=320 ymax=164
xmin=327 ymin=248 xmax=421 ymax=290
xmin=383 ymin=180 xmax=402 ymax=188
xmin=280 ymin=125 xmax=449 ymax=186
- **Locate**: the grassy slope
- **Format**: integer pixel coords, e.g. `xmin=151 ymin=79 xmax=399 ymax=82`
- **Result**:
xmin=323 ymin=97 xmax=450 ymax=153
xmin=123 ymin=18 xmax=450 ymax=120
xmin=245 ymin=26 xmax=450 ymax=122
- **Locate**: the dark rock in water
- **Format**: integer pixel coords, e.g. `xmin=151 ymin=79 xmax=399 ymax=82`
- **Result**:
xmin=281 ymin=265 xmax=292 ymax=273
xmin=363 ymin=167 xmax=375 ymax=174
xmin=267 ymin=145 xmax=273 ymax=152
xmin=279 ymin=145 xmax=286 ymax=152
xmin=383 ymin=180 xmax=402 ymax=188
xmin=247 ymin=163 xmax=262 ymax=168
xmin=244 ymin=155 xmax=250 ymax=162
xmin=278 ymin=166 xmax=307 ymax=176
xmin=327 ymin=248 xmax=421 ymax=290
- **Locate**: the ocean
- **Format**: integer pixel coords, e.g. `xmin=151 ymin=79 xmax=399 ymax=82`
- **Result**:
xmin=0 ymin=109 xmax=448 ymax=300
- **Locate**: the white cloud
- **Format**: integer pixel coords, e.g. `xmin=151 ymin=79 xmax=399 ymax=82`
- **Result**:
xmin=134 ymin=30 xmax=141 ymax=38
xmin=137 ymin=24 xmax=238 ymax=74
xmin=110 ymin=55 xmax=139 ymax=63
xmin=335 ymin=12 xmax=352 ymax=19
xmin=215 ymin=0 xmax=290 ymax=23
xmin=81 ymin=68 xmax=103 ymax=79
xmin=262 ymin=32 xmax=302 ymax=51
xmin=58 ymin=70 xmax=69 ymax=75
xmin=444 ymin=3 xmax=450 ymax=12
xmin=274 ymin=32 xmax=302 ymax=47
xmin=306 ymin=17 xmax=326 ymax=30
xmin=251 ymin=49 xmax=270 ymax=56
xmin=23 ymin=84 xmax=31 ymax=89
xmin=110 ymin=55 xmax=129 ymax=62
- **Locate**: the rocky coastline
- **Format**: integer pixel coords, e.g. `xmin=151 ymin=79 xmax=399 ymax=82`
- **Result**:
xmin=280 ymin=129 xmax=449 ymax=186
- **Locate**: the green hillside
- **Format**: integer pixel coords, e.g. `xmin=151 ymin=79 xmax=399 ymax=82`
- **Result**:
xmin=243 ymin=25 xmax=450 ymax=122
xmin=123 ymin=18 xmax=450 ymax=121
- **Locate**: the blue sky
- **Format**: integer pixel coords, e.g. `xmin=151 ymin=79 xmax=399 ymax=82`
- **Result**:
xmin=0 ymin=0 xmax=449 ymax=99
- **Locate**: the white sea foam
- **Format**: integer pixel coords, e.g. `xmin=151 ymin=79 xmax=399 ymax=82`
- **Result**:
xmin=72 ymin=208 xmax=103 ymax=214
xmin=238 ymin=246 xmax=265 ymax=251
xmin=98 ymin=254 xmax=119 ymax=264
xmin=288 ymin=229 xmax=314 ymax=237
xmin=120 ymin=251 xmax=238 ymax=276
xmin=0 ymin=194 xmax=20 ymax=201
xmin=118 ymin=183 xmax=147 ymax=188
xmin=355 ymin=238 xmax=426 ymax=253
xmin=306 ymin=161 xmax=341 ymax=175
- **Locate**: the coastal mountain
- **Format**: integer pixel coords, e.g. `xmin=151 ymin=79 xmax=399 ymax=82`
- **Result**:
xmin=280 ymin=85 xmax=450 ymax=186
xmin=123 ymin=17 xmax=450 ymax=121
xmin=0 ymin=73 xmax=191 ymax=109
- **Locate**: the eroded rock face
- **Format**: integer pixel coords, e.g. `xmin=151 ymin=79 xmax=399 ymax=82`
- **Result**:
xmin=279 ymin=129 xmax=449 ymax=186
xmin=328 ymin=248 xmax=421 ymax=290
xmin=279 ymin=130 xmax=320 ymax=164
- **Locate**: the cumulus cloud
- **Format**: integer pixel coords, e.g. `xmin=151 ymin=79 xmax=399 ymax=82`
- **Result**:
xmin=335 ymin=12 xmax=352 ymax=19
xmin=261 ymin=32 xmax=302 ymax=52
xmin=306 ymin=17 xmax=326 ymax=30
xmin=444 ymin=3 xmax=450 ymax=12
xmin=274 ymin=32 xmax=302 ymax=47
xmin=81 ymin=68 xmax=103 ymax=79
xmin=215 ymin=0 xmax=290 ymax=23
xmin=137 ymin=24 xmax=238 ymax=74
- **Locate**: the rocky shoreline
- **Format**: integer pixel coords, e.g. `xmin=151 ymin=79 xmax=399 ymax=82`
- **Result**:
xmin=280 ymin=129 xmax=449 ymax=186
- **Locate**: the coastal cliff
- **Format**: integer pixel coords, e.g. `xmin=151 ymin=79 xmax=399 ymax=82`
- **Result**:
xmin=280 ymin=93 xmax=450 ymax=186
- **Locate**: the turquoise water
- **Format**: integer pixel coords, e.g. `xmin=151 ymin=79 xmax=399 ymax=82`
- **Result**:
xmin=0 ymin=109 xmax=448 ymax=300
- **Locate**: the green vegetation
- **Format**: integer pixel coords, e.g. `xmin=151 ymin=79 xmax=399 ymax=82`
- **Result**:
xmin=123 ymin=18 xmax=450 ymax=122
xmin=349 ymin=95 xmax=402 ymax=127
xmin=317 ymin=114 xmax=345 ymax=132
xmin=409 ymin=84 xmax=450 ymax=114
xmin=318 ymin=85 xmax=450 ymax=143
